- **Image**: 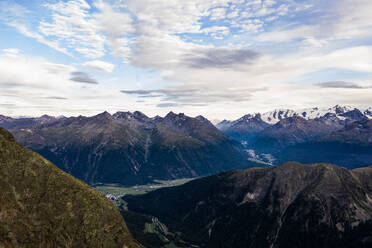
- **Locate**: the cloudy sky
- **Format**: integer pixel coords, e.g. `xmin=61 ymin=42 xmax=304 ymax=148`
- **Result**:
xmin=0 ymin=0 xmax=371 ymax=120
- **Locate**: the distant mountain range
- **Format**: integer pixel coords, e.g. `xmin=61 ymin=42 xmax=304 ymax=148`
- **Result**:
xmin=1 ymin=105 xmax=371 ymax=184
xmin=123 ymin=162 xmax=372 ymax=248
xmin=1 ymin=111 xmax=256 ymax=186
xmin=0 ymin=127 xmax=142 ymax=248
xmin=217 ymin=105 xmax=372 ymax=168
xmin=218 ymin=105 xmax=372 ymax=127
xmin=0 ymin=114 xmax=60 ymax=129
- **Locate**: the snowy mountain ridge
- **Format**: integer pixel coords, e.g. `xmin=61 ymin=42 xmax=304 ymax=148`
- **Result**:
xmin=218 ymin=105 xmax=371 ymax=128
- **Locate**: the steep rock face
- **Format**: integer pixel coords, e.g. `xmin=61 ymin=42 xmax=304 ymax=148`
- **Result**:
xmin=278 ymin=119 xmax=372 ymax=168
xmin=365 ymin=108 xmax=372 ymax=119
xmin=216 ymin=114 xmax=271 ymax=145
xmin=10 ymin=112 xmax=254 ymax=186
xmin=339 ymin=108 xmax=368 ymax=124
xmin=321 ymin=118 xmax=372 ymax=144
xmin=124 ymin=162 xmax=372 ymax=248
xmin=252 ymin=116 xmax=342 ymax=153
xmin=0 ymin=128 xmax=142 ymax=248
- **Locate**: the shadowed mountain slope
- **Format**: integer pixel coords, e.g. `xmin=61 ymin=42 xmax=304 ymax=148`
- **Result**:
xmin=0 ymin=127 xmax=142 ymax=248
xmin=278 ymin=119 xmax=372 ymax=168
xmin=252 ymin=116 xmax=343 ymax=153
xmin=124 ymin=162 xmax=372 ymax=248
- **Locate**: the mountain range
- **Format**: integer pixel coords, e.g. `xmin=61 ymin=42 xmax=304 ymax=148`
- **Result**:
xmin=123 ymin=162 xmax=372 ymax=248
xmin=217 ymin=105 xmax=372 ymax=167
xmin=2 ymin=105 xmax=371 ymax=185
xmin=0 ymin=127 xmax=142 ymax=248
xmin=279 ymin=119 xmax=372 ymax=168
xmin=217 ymin=105 xmax=372 ymax=126
xmin=0 ymin=114 xmax=60 ymax=129
xmin=2 ymin=106 xmax=372 ymax=248
xmin=2 ymin=111 xmax=256 ymax=186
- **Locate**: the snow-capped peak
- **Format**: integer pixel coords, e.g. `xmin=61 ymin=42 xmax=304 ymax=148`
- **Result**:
xmin=260 ymin=109 xmax=297 ymax=124
xmin=364 ymin=107 xmax=372 ymax=119
xmin=236 ymin=105 xmax=367 ymax=125
xmin=328 ymin=105 xmax=354 ymax=114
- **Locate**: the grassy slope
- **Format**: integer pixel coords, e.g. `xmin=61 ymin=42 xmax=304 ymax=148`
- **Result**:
xmin=0 ymin=127 xmax=143 ymax=248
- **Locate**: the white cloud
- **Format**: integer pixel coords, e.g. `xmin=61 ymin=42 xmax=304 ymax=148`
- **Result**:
xmin=0 ymin=53 xmax=135 ymax=117
xmin=257 ymin=24 xmax=315 ymax=42
xmin=83 ymin=60 xmax=115 ymax=72
xmin=36 ymin=0 xmax=134 ymax=59
xmin=301 ymin=36 xmax=328 ymax=48
xmin=1 ymin=0 xmax=372 ymax=119
xmin=257 ymin=0 xmax=372 ymax=44
xmin=0 ymin=1 xmax=30 ymax=21
xmin=93 ymin=0 xmax=133 ymax=59
xmin=227 ymin=10 xmax=239 ymax=18
xmin=2 ymin=48 xmax=21 ymax=57
xmin=0 ymin=1 xmax=70 ymax=56
xmin=0 ymin=54 xmax=74 ymax=90
xmin=109 ymin=0 xmax=372 ymax=116
xmin=237 ymin=19 xmax=264 ymax=32
xmin=39 ymin=0 xmax=105 ymax=58
xmin=2 ymin=48 xmax=20 ymax=54
xmin=209 ymin=7 xmax=227 ymax=20
xmin=201 ymin=26 xmax=230 ymax=39
xmin=1 ymin=0 xmax=135 ymax=59
xmin=125 ymin=0 xmax=232 ymax=35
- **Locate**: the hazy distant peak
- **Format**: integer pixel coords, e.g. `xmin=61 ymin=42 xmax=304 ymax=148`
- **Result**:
xmin=113 ymin=111 xmax=149 ymax=122
xmin=0 ymin=115 xmax=12 ymax=122
xmin=94 ymin=111 xmax=112 ymax=119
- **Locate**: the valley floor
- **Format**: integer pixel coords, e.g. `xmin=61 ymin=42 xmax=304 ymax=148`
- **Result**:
xmin=95 ymin=178 xmax=196 ymax=203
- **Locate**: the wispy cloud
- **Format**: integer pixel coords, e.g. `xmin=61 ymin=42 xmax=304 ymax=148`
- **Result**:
xmin=183 ymin=48 xmax=260 ymax=69
xmin=0 ymin=2 xmax=70 ymax=56
xmin=39 ymin=0 xmax=105 ymax=58
xmin=156 ymin=103 xmax=179 ymax=108
xmin=82 ymin=60 xmax=115 ymax=72
xmin=257 ymin=0 xmax=372 ymax=45
xmin=70 ymin=72 xmax=98 ymax=84
xmin=42 ymin=96 xmax=68 ymax=100
xmin=121 ymin=90 xmax=153 ymax=95
xmin=121 ymin=85 xmax=267 ymax=105
xmin=156 ymin=102 xmax=208 ymax=108
xmin=315 ymin=81 xmax=370 ymax=89
xmin=2 ymin=48 xmax=21 ymax=57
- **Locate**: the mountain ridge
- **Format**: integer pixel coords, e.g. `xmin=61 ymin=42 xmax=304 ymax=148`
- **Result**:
xmin=123 ymin=161 xmax=372 ymax=248
xmin=216 ymin=105 xmax=372 ymax=167
xmin=217 ymin=105 xmax=371 ymax=128
xmin=6 ymin=111 xmax=256 ymax=186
